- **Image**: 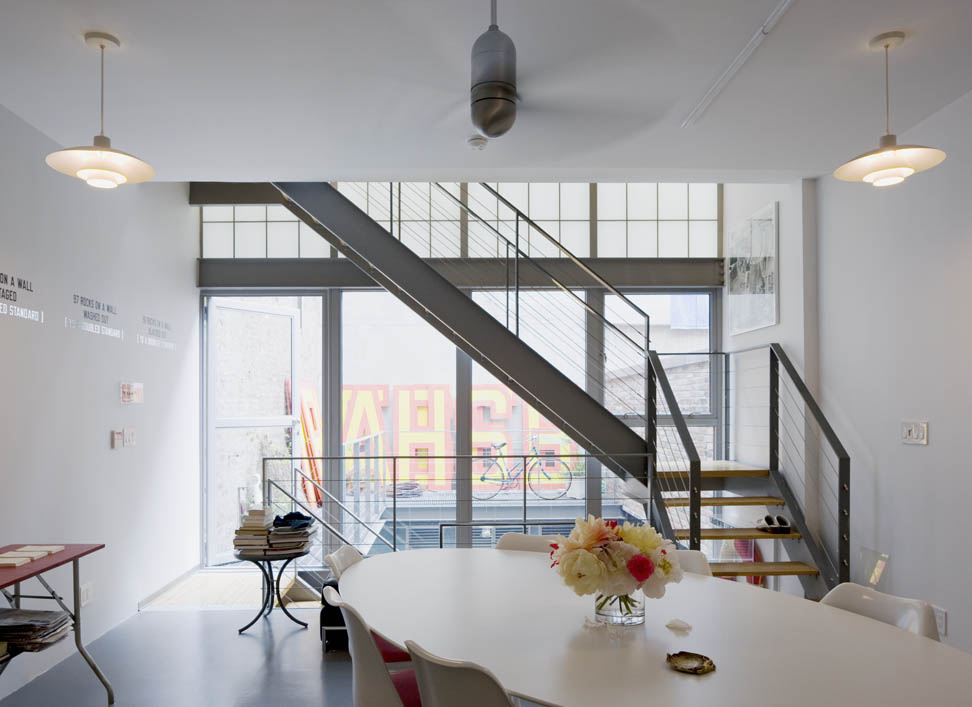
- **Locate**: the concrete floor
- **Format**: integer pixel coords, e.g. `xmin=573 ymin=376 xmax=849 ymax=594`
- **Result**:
xmin=0 ymin=609 xmax=352 ymax=707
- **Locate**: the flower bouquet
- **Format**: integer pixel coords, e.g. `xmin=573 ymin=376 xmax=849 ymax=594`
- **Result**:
xmin=550 ymin=516 xmax=682 ymax=625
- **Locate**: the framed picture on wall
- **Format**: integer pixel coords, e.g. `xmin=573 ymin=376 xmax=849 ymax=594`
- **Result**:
xmin=727 ymin=201 xmax=779 ymax=335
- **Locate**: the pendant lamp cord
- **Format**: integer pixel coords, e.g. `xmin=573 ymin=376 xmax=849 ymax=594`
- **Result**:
xmin=490 ymin=0 xmax=497 ymax=27
xmin=884 ymin=44 xmax=890 ymax=135
xmin=99 ymin=44 xmax=105 ymax=137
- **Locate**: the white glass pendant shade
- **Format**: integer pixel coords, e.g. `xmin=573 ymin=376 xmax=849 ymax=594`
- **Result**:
xmin=833 ymin=135 xmax=946 ymax=186
xmin=46 ymin=136 xmax=155 ymax=188
xmin=833 ymin=31 xmax=945 ymax=187
xmin=44 ymin=31 xmax=153 ymax=189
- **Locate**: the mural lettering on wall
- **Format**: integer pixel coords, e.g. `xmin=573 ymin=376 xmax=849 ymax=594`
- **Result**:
xmin=137 ymin=314 xmax=176 ymax=351
xmin=0 ymin=270 xmax=44 ymax=325
xmin=65 ymin=293 xmax=123 ymax=339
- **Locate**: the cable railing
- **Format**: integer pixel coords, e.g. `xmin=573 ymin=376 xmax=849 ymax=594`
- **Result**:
xmin=261 ymin=451 xmax=652 ymax=569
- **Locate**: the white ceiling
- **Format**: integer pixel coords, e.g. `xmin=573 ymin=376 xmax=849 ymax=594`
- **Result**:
xmin=2 ymin=0 xmax=971 ymax=182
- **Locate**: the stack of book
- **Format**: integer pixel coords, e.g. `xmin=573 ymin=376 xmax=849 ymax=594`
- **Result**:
xmin=233 ymin=509 xmax=273 ymax=555
xmin=0 ymin=609 xmax=71 ymax=652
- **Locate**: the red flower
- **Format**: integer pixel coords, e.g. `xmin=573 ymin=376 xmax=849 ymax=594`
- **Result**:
xmin=607 ymin=520 xmax=618 ymax=529
xmin=627 ymin=554 xmax=655 ymax=582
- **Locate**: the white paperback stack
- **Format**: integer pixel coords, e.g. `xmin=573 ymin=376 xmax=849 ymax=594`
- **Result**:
xmin=234 ymin=509 xmax=273 ymax=557
xmin=0 ymin=546 xmax=65 ymax=568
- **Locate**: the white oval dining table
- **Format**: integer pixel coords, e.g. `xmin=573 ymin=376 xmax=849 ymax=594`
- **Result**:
xmin=339 ymin=548 xmax=972 ymax=707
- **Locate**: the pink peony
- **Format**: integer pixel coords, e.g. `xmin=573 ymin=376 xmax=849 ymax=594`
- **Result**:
xmin=626 ymin=554 xmax=655 ymax=582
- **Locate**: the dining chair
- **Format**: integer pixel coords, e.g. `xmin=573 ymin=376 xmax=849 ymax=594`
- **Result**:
xmin=325 ymin=545 xmax=364 ymax=580
xmin=406 ymin=639 xmax=515 ymax=707
xmin=322 ymin=586 xmax=421 ymax=707
xmin=495 ymin=532 xmax=553 ymax=553
xmin=324 ymin=546 xmax=411 ymax=664
xmin=676 ymin=549 xmax=713 ymax=576
xmin=819 ymin=582 xmax=940 ymax=641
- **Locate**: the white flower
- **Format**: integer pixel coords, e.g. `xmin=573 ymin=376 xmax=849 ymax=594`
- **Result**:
xmin=593 ymin=541 xmax=640 ymax=597
xmin=558 ymin=549 xmax=606 ymax=596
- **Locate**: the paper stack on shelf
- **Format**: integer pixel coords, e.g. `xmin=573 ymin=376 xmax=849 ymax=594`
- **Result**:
xmin=0 ymin=610 xmax=71 ymax=652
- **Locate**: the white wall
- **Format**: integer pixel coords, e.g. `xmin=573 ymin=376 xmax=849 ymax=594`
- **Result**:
xmin=816 ymin=90 xmax=972 ymax=651
xmin=0 ymin=104 xmax=199 ymax=697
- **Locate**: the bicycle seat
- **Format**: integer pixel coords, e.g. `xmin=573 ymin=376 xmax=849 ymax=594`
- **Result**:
xmin=491 ymin=441 xmax=507 ymax=449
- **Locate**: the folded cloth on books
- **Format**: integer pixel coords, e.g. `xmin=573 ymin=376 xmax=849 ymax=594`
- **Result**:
xmin=273 ymin=511 xmax=315 ymax=530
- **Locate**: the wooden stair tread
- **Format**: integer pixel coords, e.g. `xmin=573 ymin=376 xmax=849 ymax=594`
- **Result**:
xmin=710 ymin=561 xmax=819 ymax=577
xmin=666 ymin=495 xmax=785 ymax=507
xmin=674 ymin=528 xmax=801 ymax=540
xmin=657 ymin=462 xmax=769 ymax=480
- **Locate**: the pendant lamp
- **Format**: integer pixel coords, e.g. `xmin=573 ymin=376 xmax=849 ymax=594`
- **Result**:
xmin=45 ymin=32 xmax=154 ymax=189
xmin=833 ymin=31 xmax=945 ymax=187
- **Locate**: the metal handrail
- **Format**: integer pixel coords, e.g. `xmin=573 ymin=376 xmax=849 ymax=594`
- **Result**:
xmin=769 ymin=343 xmax=850 ymax=583
xmin=265 ymin=479 xmax=356 ymax=547
xmin=648 ymin=350 xmax=702 ymax=550
xmin=290 ymin=466 xmax=395 ymax=551
xmin=429 ymin=182 xmax=647 ymax=357
xmin=479 ymin=182 xmax=653 ymax=324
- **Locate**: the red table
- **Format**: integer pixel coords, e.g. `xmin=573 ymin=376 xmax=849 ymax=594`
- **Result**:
xmin=0 ymin=544 xmax=113 ymax=705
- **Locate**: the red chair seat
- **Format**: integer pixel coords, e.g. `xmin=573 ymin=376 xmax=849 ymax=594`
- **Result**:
xmin=374 ymin=632 xmax=411 ymax=663
xmin=389 ymin=667 xmax=422 ymax=707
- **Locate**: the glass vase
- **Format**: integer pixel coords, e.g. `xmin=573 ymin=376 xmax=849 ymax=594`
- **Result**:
xmin=594 ymin=591 xmax=645 ymax=626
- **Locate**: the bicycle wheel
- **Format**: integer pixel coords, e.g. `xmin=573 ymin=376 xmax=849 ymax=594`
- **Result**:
xmin=526 ymin=458 xmax=573 ymax=500
xmin=472 ymin=459 xmax=506 ymax=501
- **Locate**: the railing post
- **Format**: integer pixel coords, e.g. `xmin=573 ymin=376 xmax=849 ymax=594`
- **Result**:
xmin=839 ymin=457 xmax=850 ymax=583
xmin=689 ymin=458 xmax=701 ymax=551
xmin=724 ymin=353 xmax=731 ymax=460
xmin=514 ymin=213 xmax=520 ymax=337
xmin=505 ymin=241 xmax=511 ymax=330
xmin=392 ymin=457 xmax=398 ymax=551
xmin=769 ymin=348 xmax=780 ymax=472
xmin=522 ymin=455 xmax=528 ymax=534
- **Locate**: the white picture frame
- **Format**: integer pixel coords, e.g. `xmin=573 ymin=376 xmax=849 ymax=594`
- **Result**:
xmin=727 ymin=202 xmax=779 ymax=335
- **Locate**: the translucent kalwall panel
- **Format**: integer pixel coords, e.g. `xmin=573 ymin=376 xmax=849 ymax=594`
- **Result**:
xmin=368 ymin=182 xmax=392 ymax=224
xmin=235 ymin=222 xmax=267 ymax=258
xmin=430 ymin=182 xmax=461 ymax=221
xmin=430 ymin=221 xmax=461 ymax=258
xmin=202 ymin=222 xmax=234 ymax=258
xmin=658 ymin=221 xmax=688 ymax=257
xmin=267 ymin=222 xmax=299 ymax=258
xmin=689 ymin=183 xmax=719 ymax=220
xmin=234 ymin=205 xmax=266 ymax=222
xmin=560 ymin=221 xmax=590 ymax=257
xmin=596 ymin=183 xmax=626 ymax=219
xmin=467 ymin=182 xmax=498 ymax=222
xmin=597 ymin=221 xmax=626 ymax=257
xmin=530 ymin=221 xmax=560 ymax=257
xmin=627 ymin=183 xmax=657 ymax=220
xmin=299 ymin=222 xmax=330 ymax=258
xmin=338 ymin=182 xmax=369 ymax=213
xmin=400 ymin=182 xmax=431 ymax=222
xmin=400 ymin=221 xmax=431 ymax=257
xmin=266 ymin=204 xmax=298 ymax=222
xmin=498 ymin=183 xmax=528 ymax=220
xmin=529 ymin=183 xmax=559 ymax=220
xmin=689 ymin=221 xmax=718 ymax=257
xmin=658 ymin=183 xmax=688 ymax=220
xmin=559 ymin=183 xmax=589 ymax=220
xmin=468 ymin=221 xmax=501 ymax=257
xmin=202 ymin=205 xmax=233 ymax=222
xmin=628 ymin=221 xmax=658 ymax=257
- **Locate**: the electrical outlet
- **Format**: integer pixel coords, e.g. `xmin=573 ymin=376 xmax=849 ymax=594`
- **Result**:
xmin=933 ymin=605 xmax=947 ymax=637
xmin=901 ymin=421 xmax=928 ymax=445
xmin=80 ymin=583 xmax=93 ymax=607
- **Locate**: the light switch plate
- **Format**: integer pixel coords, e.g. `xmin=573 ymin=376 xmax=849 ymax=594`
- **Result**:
xmin=80 ymin=583 xmax=93 ymax=607
xmin=901 ymin=421 xmax=928 ymax=445
xmin=123 ymin=429 xmax=136 ymax=447
xmin=110 ymin=430 xmax=123 ymax=450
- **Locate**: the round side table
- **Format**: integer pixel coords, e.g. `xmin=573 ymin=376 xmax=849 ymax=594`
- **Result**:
xmin=234 ymin=549 xmax=310 ymax=633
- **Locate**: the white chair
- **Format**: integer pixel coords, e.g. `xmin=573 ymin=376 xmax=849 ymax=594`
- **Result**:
xmin=820 ymin=582 xmax=940 ymax=641
xmin=324 ymin=546 xmax=410 ymax=663
xmin=406 ymin=639 xmax=514 ymax=707
xmin=495 ymin=532 xmax=553 ymax=553
xmin=325 ymin=545 xmax=364 ymax=580
xmin=677 ymin=549 xmax=713 ymax=576
xmin=322 ymin=586 xmax=421 ymax=707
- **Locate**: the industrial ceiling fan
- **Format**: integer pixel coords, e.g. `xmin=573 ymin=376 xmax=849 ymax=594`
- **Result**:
xmin=469 ymin=0 xmax=517 ymax=139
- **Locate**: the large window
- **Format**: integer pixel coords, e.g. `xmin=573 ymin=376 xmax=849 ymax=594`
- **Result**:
xmin=199 ymin=182 xmax=720 ymax=262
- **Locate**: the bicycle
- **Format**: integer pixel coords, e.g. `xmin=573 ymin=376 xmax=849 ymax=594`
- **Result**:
xmin=472 ymin=436 xmax=574 ymax=501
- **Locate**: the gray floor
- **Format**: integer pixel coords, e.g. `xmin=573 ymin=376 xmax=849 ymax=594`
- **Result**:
xmin=0 ymin=609 xmax=352 ymax=707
